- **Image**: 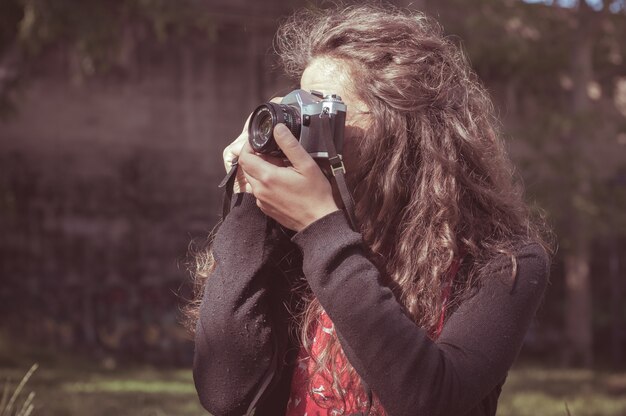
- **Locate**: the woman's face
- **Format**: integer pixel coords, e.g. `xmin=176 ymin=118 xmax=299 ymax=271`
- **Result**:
xmin=300 ymin=56 xmax=370 ymax=178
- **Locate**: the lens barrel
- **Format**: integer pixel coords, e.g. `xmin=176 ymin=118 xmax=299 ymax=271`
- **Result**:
xmin=249 ymin=102 xmax=301 ymax=154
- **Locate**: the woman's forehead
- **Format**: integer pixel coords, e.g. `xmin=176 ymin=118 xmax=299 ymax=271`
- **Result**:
xmin=300 ymin=57 xmax=352 ymax=97
xmin=300 ymin=57 xmax=369 ymax=115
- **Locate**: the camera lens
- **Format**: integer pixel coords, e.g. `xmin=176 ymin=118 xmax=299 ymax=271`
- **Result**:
xmin=258 ymin=114 xmax=273 ymax=137
xmin=249 ymin=103 xmax=301 ymax=154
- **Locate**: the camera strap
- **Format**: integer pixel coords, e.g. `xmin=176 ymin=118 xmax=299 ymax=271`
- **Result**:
xmin=319 ymin=111 xmax=358 ymax=231
xmin=219 ymin=158 xmax=239 ymax=219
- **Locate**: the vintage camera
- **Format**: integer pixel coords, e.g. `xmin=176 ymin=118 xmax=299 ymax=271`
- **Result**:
xmin=248 ymin=89 xmax=347 ymax=158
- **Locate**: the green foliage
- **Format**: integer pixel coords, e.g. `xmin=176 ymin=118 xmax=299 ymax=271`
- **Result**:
xmin=437 ymin=0 xmax=572 ymax=85
xmin=435 ymin=0 xmax=626 ymax=245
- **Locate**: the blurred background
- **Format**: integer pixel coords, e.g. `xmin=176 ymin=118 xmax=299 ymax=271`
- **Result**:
xmin=0 ymin=0 xmax=625 ymax=415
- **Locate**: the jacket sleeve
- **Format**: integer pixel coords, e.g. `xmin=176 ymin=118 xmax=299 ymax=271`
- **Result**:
xmin=193 ymin=193 xmax=290 ymax=416
xmin=291 ymin=210 xmax=550 ymax=416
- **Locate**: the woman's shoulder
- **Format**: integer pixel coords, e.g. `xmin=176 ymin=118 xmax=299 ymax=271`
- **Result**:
xmin=480 ymin=241 xmax=551 ymax=296
xmin=513 ymin=241 xmax=551 ymax=275
xmin=479 ymin=240 xmax=550 ymax=272
xmin=515 ymin=240 xmax=551 ymax=261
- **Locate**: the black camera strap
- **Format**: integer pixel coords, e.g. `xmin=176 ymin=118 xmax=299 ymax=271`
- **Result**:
xmin=320 ymin=111 xmax=369 ymax=413
xmin=219 ymin=158 xmax=239 ymax=219
xmin=319 ymin=110 xmax=358 ymax=231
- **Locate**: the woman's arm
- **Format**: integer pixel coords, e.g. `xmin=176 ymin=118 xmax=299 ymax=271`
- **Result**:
xmin=237 ymin=122 xmax=550 ymax=415
xmin=291 ymin=210 xmax=550 ymax=416
xmin=193 ymin=193 xmax=290 ymax=416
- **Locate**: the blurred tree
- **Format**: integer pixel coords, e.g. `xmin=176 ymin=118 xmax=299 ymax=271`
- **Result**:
xmin=431 ymin=0 xmax=626 ymax=367
xmin=532 ymin=0 xmax=626 ymax=368
xmin=564 ymin=0 xmax=595 ymax=368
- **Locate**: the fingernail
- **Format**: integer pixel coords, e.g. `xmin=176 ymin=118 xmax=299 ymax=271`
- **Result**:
xmin=275 ymin=123 xmax=288 ymax=137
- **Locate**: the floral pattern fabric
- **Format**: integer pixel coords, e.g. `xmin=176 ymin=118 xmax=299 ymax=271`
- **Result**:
xmin=286 ymin=259 xmax=459 ymax=416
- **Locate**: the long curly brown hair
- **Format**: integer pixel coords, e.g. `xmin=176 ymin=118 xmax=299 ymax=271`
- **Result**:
xmin=187 ymin=3 xmax=552 ymax=414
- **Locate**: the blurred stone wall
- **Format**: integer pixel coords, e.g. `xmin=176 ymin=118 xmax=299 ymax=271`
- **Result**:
xmin=0 ymin=3 xmax=293 ymax=365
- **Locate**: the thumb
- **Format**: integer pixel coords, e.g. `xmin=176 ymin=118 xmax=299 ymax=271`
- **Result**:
xmin=273 ymin=123 xmax=314 ymax=169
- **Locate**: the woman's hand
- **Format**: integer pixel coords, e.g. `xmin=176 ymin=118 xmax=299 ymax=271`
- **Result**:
xmin=222 ymin=114 xmax=252 ymax=193
xmin=238 ymin=123 xmax=340 ymax=232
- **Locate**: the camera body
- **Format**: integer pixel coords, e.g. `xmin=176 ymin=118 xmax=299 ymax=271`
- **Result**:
xmin=248 ymin=89 xmax=347 ymax=159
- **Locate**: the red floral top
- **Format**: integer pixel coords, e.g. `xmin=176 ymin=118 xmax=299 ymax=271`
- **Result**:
xmin=286 ymin=259 xmax=460 ymax=416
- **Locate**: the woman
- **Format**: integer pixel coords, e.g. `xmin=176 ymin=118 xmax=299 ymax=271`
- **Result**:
xmin=189 ymin=4 xmax=552 ymax=416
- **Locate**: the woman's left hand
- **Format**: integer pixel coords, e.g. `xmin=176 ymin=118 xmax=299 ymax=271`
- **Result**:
xmin=238 ymin=123 xmax=340 ymax=232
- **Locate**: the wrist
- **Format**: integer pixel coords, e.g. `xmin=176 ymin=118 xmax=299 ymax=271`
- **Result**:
xmin=301 ymin=203 xmax=340 ymax=231
xmin=292 ymin=208 xmax=352 ymax=248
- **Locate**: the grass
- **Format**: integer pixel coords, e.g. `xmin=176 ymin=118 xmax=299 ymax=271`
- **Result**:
xmin=0 ymin=364 xmax=204 ymax=416
xmin=0 ymin=334 xmax=204 ymax=416
xmin=1 ymin=363 xmax=38 ymax=416
xmin=1 ymin=362 xmax=625 ymax=416
xmin=499 ymin=365 xmax=626 ymax=416
xmin=0 ymin=335 xmax=625 ymax=416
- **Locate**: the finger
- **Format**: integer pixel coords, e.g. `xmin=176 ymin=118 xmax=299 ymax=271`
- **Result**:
xmin=224 ymin=144 xmax=241 ymax=171
xmin=233 ymin=180 xmax=252 ymax=194
xmin=229 ymin=140 xmax=254 ymax=166
xmin=233 ymin=169 xmax=252 ymax=193
xmin=239 ymin=147 xmax=276 ymax=181
xmin=224 ymin=148 xmax=243 ymax=172
xmin=239 ymin=140 xmax=255 ymax=158
xmin=242 ymin=170 xmax=263 ymax=197
xmin=227 ymin=137 xmax=245 ymax=163
xmin=273 ymin=123 xmax=315 ymax=171
xmin=258 ymin=153 xmax=288 ymax=168
xmin=224 ymin=130 xmax=250 ymax=172
xmin=230 ymin=129 xmax=249 ymax=156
